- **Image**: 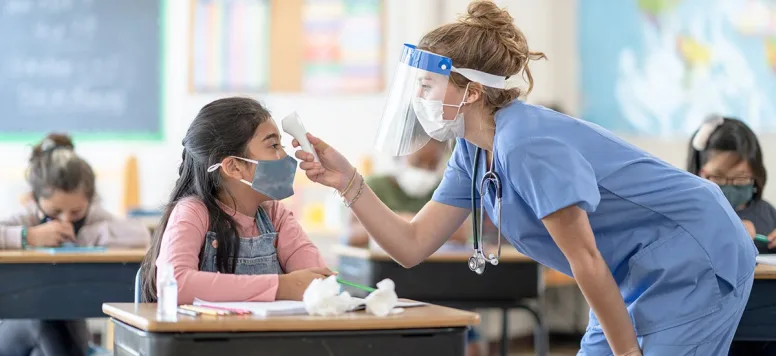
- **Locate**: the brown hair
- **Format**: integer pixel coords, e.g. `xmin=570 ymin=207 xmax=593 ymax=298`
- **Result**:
xmin=418 ymin=0 xmax=546 ymax=113
xmin=27 ymin=133 xmax=96 ymax=200
xmin=140 ymin=97 xmax=272 ymax=302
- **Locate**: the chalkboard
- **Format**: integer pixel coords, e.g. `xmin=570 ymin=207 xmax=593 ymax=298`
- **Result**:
xmin=0 ymin=0 xmax=165 ymax=141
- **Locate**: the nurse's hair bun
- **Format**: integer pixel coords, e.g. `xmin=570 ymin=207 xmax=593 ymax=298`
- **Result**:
xmin=419 ymin=1 xmax=546 ymax=115
xmin=461 ymin=1 xmax=515 ymax=32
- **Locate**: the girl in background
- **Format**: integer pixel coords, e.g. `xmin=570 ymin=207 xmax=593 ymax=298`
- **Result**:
xmin=687 ymin=116 xmax=776 ymax=253
xmin=140 ymin=97 xmax=331 ymax=305
xmin=0 ymin=134 xmax=151 ymax=249
xmin=688 ymin=116 xmax=776 ymax=356
xmin=0 ymin=133 xmax=151 ymax=356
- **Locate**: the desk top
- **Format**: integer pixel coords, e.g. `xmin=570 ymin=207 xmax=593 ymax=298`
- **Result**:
xmin=102 ymin=303 xmax=480 ymax=333
xmin=333 ymin=245 xmax=531 ymax=263
xmin=755 ymin=264 xmax=776 ymax=279
xmin=0 ymin=248 xmax=146 ymax=264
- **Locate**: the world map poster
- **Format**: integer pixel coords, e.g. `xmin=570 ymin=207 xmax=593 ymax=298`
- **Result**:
xmin=580 ymin=0 xmax=776 ymax=135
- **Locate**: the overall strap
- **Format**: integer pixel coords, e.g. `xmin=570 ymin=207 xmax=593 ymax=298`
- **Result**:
xmin=255 ymin=206 xmax=277 ymax=235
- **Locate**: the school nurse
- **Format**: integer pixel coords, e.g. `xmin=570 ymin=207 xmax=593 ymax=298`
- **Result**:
xmin=293 ymin=2 xmax=756 ymax=355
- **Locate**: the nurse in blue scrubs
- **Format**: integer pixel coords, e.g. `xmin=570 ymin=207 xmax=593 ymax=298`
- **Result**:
xmin=293 ymin=2 xmax=757 ymax=355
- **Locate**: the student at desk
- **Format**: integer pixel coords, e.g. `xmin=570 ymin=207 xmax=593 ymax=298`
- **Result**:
xmin=687 ymin=117 xmax=776 ymax=356
xmin=140 ymin=97 xmax=331 ymax=305
xmin=0 ymin=134 xmax=151 ymax=356
xmin=688 ymin=116 xmax=776 ymax=254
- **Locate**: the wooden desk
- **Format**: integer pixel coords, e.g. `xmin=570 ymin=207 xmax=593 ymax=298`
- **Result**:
xmin=334 ymin=245 xmax=547 ymax=356
xmin=0 ymin=249 xmax=146 ymax=319
xmin=736 ymin=263 xmax=776 ymax=341
xmin=754 ymin=263 xmax=776 ymax=279
xmin=0 ymin=248 xmax=145 ymax=264
xmin=104 ymin=303 xmax=479 ymax=356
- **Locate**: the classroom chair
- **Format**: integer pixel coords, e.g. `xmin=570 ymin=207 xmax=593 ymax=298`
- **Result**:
xmin=134 ymin=268 xmax=142 ymax=303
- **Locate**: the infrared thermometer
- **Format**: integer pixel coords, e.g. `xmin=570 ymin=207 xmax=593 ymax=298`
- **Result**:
xmin=282 ymin=112 xmax=319 ymax=162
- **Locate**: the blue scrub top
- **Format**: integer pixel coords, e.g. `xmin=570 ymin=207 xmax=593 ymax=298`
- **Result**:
xmin=433 ymin=100 xmax=757 ymax=335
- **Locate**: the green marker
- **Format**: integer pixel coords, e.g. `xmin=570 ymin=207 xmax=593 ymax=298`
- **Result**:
xmin=336 ymin=277 xmax=376 ymax=293
xmin=755 ymin=234 xmax=770 ymax=243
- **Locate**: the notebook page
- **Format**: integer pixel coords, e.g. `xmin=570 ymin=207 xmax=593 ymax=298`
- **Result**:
xmin=756 ymin=255 xmax=776 ymax=266
xmin=193 ymin=299 xmax=307 ymax=316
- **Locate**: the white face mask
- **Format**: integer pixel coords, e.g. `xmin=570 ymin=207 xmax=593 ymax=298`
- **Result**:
xmin=395 ymin=165 xmax=440 ymax=198
xmin=411 ymin=84 xmax=470 ymax=142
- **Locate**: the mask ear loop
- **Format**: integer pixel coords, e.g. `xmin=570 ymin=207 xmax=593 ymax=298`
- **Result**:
xmin=207 ymin=156 xmax=259 ymax=173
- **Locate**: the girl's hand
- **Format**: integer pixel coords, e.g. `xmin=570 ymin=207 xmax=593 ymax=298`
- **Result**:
xmin=767 ymin=229 xmax=776 ymax=249
xmin=276 ymin=267 xmax=335 ymax=301
xmin=26 ymin=220 xmax=76 ymax=247
xmin=292 ymin=133 xmax=356 ymax=193
xmin=742 ymin=219 xmax=756 ymax=238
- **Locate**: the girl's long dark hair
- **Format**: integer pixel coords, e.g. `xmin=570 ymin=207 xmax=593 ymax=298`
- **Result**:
xmin=140 ymin=97 xmax=271 ymax=302
xmin=687 ymin=116 xmax=767 ymax=200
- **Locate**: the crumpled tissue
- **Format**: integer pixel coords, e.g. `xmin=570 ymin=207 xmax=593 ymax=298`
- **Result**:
xmin=364 ymin=279 xmax=399 ymax=317
xmin=303 ymin=275 xmax=358 ymax=316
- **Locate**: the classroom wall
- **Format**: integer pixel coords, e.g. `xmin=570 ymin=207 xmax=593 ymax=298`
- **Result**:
xmin=1 ymin=0 xmax=775 ymax=217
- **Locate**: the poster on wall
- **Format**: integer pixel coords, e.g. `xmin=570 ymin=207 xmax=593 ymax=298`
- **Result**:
xmin=190 ymin=0 xmax=270 ymax=92
xmin=302 ymin=0 xmax=383 ymax=93
xmin=580 ymin=0 xmax=776 ymax=135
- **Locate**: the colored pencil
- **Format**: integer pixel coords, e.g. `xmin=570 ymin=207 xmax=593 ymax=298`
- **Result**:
xmin=336 ymin=277 xmax=377 ymax=293
xmin=196 ymin=303 xmax=252 ymax=315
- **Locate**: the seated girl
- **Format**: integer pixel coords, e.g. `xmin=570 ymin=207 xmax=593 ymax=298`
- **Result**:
xmin=141 ymin=97 xmax=331 ymax=304
xmin=687 ymin=116 xmax=776 ymax=253
xmin=0 ymin=133 xmax=151 ymax=249
xmin=0 ymin=133 xmax=151 ymax=356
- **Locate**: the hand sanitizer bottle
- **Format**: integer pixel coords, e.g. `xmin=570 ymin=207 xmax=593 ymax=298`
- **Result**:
xmin=156 ymin=263 xmax=178 ymax=320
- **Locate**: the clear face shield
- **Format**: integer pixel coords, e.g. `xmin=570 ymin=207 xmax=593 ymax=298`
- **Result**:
xmin=375 ymin=44 xmax=510 ymax=156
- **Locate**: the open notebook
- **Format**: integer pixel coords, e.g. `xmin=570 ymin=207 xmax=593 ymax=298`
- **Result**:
xmin=193 ymin=298 xmax=427 ymax=317
xmin=756 ymin=254 xmax=776 ymax=266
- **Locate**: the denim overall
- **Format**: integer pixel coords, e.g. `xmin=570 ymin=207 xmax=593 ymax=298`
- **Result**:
xmin=199 ymin=207 xmax=283 ymax=275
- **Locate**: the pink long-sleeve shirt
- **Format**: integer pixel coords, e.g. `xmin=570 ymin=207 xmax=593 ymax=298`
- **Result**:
xmin=156 ymin=197 xmax=326 ymax=304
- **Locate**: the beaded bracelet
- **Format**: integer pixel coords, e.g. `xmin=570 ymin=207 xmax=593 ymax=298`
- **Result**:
xmin=21 ymin=225 xmax=28 ymax=249
xmin=344 ymin=175 xmax=365 ymax=208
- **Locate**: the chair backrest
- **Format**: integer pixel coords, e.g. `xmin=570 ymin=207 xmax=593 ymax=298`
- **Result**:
xmin=134 ymin=267 xmax=142 ymax=303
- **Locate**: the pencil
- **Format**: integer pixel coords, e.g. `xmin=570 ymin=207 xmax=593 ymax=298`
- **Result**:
xmin=336 ymin=277 xmax=377 ymax=293
xmin=177 ymin=307 xmax=199 ymax=317
xmin=197 ymin=303 xmax=252 ymax=315
xmin=179 ymin=305 xmax=227 ymax=316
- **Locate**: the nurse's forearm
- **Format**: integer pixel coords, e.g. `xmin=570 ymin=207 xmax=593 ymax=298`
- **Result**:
xmin=342 ymin=175 xmax=428 ymax=266
xmin=572 ymin=255 xmax=639 ymax=355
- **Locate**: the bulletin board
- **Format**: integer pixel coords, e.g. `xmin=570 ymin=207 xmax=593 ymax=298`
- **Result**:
xmin=188 ymin=0 xmax=384 ymax=94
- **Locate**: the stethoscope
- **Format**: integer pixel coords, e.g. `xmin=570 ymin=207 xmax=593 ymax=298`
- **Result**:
xmin=468 ymin=147 xmax=503 ymax=275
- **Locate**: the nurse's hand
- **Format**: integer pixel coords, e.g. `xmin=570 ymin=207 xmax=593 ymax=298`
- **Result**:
xmin=292 ymin=133 xmax=355 ymax=193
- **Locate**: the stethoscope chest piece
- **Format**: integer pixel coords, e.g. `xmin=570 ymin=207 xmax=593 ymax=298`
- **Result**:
xmin=468 ymin=254 xmax=487 ymax=275
xmin=469 ymin=147 xmax=503 ymax=275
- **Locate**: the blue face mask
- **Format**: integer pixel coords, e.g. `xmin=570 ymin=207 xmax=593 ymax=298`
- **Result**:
xmin=208 ymin=155 xmax=298 ymax=200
